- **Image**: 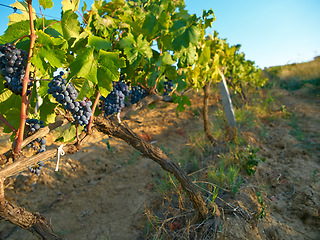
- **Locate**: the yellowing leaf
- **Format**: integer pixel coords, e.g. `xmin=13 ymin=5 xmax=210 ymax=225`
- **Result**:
xmin=8 ymin=1 xmax=36 ymax=25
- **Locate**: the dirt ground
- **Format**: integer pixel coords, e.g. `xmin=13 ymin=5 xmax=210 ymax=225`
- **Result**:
xmin=0 ymin=81 xmax=319 ymax=239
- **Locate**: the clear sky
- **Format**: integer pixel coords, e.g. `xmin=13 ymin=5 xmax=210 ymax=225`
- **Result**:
xmin=0 ymin=0 xmax=319 ymax=69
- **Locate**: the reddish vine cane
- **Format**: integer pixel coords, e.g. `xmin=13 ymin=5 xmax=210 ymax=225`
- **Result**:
xmin=14 ymin=0 xmax=37 ymax=157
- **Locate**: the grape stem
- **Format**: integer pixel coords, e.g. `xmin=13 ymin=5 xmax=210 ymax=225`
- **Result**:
xmin=0 ymin=114 xmax=17 ymax=133
xmin=14 ymin=0 xmax=37 ymax=157
xmin=13 ymin=35 xmax=30 ymax=45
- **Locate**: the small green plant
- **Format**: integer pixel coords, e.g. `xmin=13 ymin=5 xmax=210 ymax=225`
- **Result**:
xmin=289 ymin=114 xmax=306 ymax=141
xmin=207 ymin=160 xmax=225 ymax=187
xmin=102 ymin=138 xmax=114 ymax=152
xmin=280 ymin=105 xmax=290 ymax=118
xmin=226 ymin=165 xmax=243 ymax=194
xmin=208 ymin=187 xmax=219 ymax=214
xmin=237 ymin=145 xmax=265 ymax=176
xmin=256 ymin=191 xmax=267 ymax=220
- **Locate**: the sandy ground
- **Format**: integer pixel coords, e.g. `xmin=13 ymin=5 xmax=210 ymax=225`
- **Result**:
xmin=0 ymin=84 xmax=319 ymax=240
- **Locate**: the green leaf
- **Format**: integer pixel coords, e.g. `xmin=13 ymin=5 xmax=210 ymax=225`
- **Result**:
xmin=156 ymin=52 xmax=176 ymax=67
xmin=38 ymin=96 xmax=56 ymax=124
xmin=0 ymin=93 xmax=21 ymax=114
xmin=97 ymin=51 xmax=126 ymax=97
xmin=78 ymin=79 xmax=95 ymax=100
xmin=0 ymin=20 xmax=30 ymax=45
xmin=39 ymin=0 xmax=53 ymax=9
xmin=2 ymin=108 xmax=20 ymax=133
xmin=172 ymin=25 xmax=200 ymax=50
xmin=142 ymin=13 xmax=158 ymax=38
xmin=0 ymin=90 xmax=13 ymax=103
xmin=57 ymin=124 xmax=77 ymax=142
xmin=176 ymin=45 xmax=197 ymax=67
xmin=31 ymin=31 xmax=67 ymax=73
xmin=172 ymin=93 xmax=191 ymax=112
xmin=71 ymin=31 xmax=89 ymax=51
xmin=61 ymin=10 xmax=81 ymax=39
xmin=8 ymin=1 xmax=36 ymax=25
xmin=173 ymin=72 xmax=188 ymax=92
xmin=199 ymin=45 xmax=211 ymax=65
xmin=62 ymin=0 xmax=80 ymax=12
xmin=119 ymin=34 xmax=152 ymax=64
xmin=88 ymin=35 xmax=111 ymax=51
xmin=68 ymin=48 xmax=98 ymax=84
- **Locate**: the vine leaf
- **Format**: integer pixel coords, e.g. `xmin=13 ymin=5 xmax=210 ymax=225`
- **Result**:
xmin=38 ymin=96 xmax=56 ymax=124
xmin=155 ymin=52 xmax=176 ymax=67
xmin=142 ymin=13 xmax=158 ymax=38
xmin=173 ymin=72 xmax=188 ymax=92
xmin=0 ymin=93 xmax=21 ymax=115
xmin=56 ymin=125 xmax=77 ymax=142
xmin=172 ymin=93 xmax=191 ymax=112
xmin=31 ymin=31 xmax=67 ymax=73
xmin=119 ymin=33 xmax=152 ymax=65
xmin=175 ymin=45 xmax=197 ymax=67
xmin=62 ymin=0 xmax=80 ymax=12
xmin=68 ymin=48 xmax=98 ymax=84
xmin=0 ymin=20 xmax=30 ymax=45
xmin=8 ymin=1 xmax=36 ymax=25
xmin=39 ymin=0 xmax=54 ymax=9
xmin=2 ymin=108 xmax=20 ymax=133
xmin=61 ymin=10 xmax=81 ymax=40
xmin=199 ymin=45 xmax=211 ymax=66
xmin=0 ymin=89 xmax=13 ymax=103
xmin=172 ymin=25 xmax=200 ymax=50
xmin=97 ymin=50 xmax=126 ymax=97
xmin=88 ymin=35 xmax=112 ymax=51
xmin=78 ymin=79 xmax=95 ymax=100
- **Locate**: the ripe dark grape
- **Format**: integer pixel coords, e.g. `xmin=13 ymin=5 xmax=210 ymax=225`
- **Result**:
xmin=25 ymin=119 xmax=46 ymax=153
xmin=100 ymin=79 xmax=130 ymax=117
xmin=101 ymin=89 xmax=125 ymax=117
xmin=163 ymin=79 xmax=173 ymax=96
xmin=28 ymin=161 xmax=45 ymax=176
xmin=0 ymin=43 xmax=32 ymax=96
xmin=47 ymin=72 xmax=92 ymax=127
xmin=130 ymin=85 xmax=147 ymax=104
xmin=114 ymin=80 xmax=130 ymax=97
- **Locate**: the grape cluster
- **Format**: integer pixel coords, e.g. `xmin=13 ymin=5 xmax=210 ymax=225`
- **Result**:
xmin=26 ymin=118 xmax=44 ymax=133
xmin=0 ymin=43 xmax=32 ymax=95
xmin=130 ymin=85 xmax=147 ymax=104
xmin=28 ymin=161 xmax=45 ymax=176
xmin=26 ymin=119 xmax=46 ymax=153
xmin=115 ymin=80 xmax=130 ymax=97
xmin=101 ymin=88 xmax=125 ymax=117
xmin=47 ymin=72 xmax=92 ymax=126
xmin=163 ymin=80 xmax=173 ymax=96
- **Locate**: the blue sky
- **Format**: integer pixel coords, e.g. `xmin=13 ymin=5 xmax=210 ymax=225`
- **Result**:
xmin=0 ymin=0 xmax=319 ymax=68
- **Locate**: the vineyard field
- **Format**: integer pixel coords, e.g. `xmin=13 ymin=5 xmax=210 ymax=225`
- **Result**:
xmin=1 ymin=58 xmax=319 ymax=239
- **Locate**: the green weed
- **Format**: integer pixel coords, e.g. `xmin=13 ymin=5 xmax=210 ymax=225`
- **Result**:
xmin=256 ymin=191 xmax=267 ymax=220
xmin=226 ymin=165 xmax=243 ymax=194
xmin=236 ymin=145 xmax=265 ymax=176
xmin=288 ymin=114 xmax=306 ymax=141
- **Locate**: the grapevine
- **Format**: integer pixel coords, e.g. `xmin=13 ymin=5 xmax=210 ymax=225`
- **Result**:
xmin=28 ymin=161 xmax=45 ymax=176
xmin=47 ymin=72 xmax=92 ymax=127
xmin=130 ymin=85 xmax=148 ymax=104
xmin=163 ymin=79 xmax=173 ymax=96
xmin=101 ymin=80 xmax=130 ymax=117
xmin=25 ymin=119 xmax=46 ymax=153
xmin=0 ymin=43 xmax=32 ymax=96
xmin=0 ymin=0 xmax=268 ymax=239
